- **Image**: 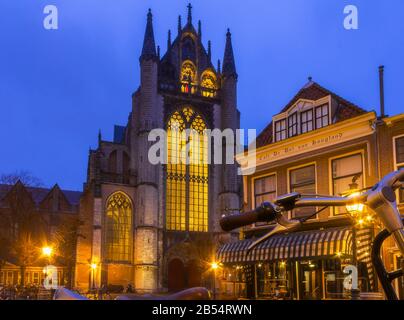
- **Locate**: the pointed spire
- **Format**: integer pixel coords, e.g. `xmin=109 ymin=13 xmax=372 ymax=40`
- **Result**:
xmin=167 ymin=29 xmax=172 ymax=49
xmin=222 ymin=28 xmax=237 ymax=77
xmin=178 ymin=15 xmax=182 ymax=35
xmin=98 ymin=129 xmax=102 ymax=144
xmin=217 ymin=59 xmax=221 ymax=73
xmin=198 ymin=20 xmax=202 ymax=39
xmin=187 ymin=3 xmax=192 ymax=24
xmin=157 ymin=45 xmax=160 ymax=59
xmin=141 ymin=9 xmax=157 ymax=60
xmin=207 ymin=40 xmax=212 ymax=60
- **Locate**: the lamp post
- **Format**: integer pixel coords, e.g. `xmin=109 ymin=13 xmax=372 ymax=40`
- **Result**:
xmin=90 ymin=263 xmax=97 ymax=290
xmin=211 ymin=262 xmax=219 ymax=300
xmin=344 ymin=178 xmax=370 ymax=300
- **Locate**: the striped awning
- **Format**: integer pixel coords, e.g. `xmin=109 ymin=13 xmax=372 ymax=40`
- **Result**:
xmin=217 ymin=227 xmax=353 ymax=264
xmin=356 ymin=228 xmax=375 ymax=290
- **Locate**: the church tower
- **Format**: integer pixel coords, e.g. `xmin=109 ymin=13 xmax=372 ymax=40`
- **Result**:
xmin=76 ymin=4 xmax=241 ymax=293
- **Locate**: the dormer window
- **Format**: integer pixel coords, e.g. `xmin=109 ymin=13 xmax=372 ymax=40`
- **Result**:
xmin=315 ymin=104 xmax=329 ymax=129
xmin=273 ymin=103 xmax=330 ymax=142
xmin=275 ymin=119 xmax=287 ymax=142
xmin=288 ymin=113 xmax=298 ymax=138
xmin=301 ymin=109 xmax=313 ymax=134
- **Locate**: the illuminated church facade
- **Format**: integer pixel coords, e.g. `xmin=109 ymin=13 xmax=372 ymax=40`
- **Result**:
xmin=75 ymin=5 xmax=241 ymax=292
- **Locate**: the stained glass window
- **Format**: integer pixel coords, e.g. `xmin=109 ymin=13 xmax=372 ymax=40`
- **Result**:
xmin=200 ymin=71 xmax=217 ymax=98
xmin=166 ymin=107 xmax=209 ymax=232
xmin=105 ymin=192 xmax=132 ymax=262
xmin=180 ymin=61 xmax=197 ymax=94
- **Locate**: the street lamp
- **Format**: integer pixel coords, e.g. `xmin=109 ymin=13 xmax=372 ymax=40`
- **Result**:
xmin=210 ymin=261 xmax=219 ymax=300
xmin=343 ymin=176 xmax=373 ymax=300
xmin=90 ymin=263 xmax=97 ymax=290
xmin=42 ymin=246 xmax=53 ymax=257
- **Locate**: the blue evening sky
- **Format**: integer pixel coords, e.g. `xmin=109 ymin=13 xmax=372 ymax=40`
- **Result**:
xmin=0 ymin=0 xmax=403 ymax=191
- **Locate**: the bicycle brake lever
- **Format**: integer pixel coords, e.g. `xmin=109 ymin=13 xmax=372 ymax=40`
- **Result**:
xmin=247 ymin=224 xmax=288 ymax=253
xmin=247 ymin=215 xmax=301 ymax=253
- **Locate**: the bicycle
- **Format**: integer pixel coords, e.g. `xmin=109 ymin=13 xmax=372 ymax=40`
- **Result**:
xmin=220 ymin=169 xmax=404 ymax=300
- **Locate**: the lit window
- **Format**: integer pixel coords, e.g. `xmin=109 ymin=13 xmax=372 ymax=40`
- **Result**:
xmin=166 ymin=107 xmax=209 ymax=232
xmin=290 ymin=165 xmax=316 ymax=219
xmin=254 ymin=175 xmax=276 ymax=208
xmin=200 ymin=71 xmax=217 ymax=98
xmin=275 ymin=119 xmax=287 ymax=142
xmin=105 ymin=192 xmax=132 ymax=262
xmin=181 ymin=61 xmax=197 ymax=94
xmin=395 ymin=137 xmax=404 ymax=203
xmin=301 ymin=109 xmax=313 ymax=134
xmin=288 ymin=113 xmax=298 ymax=137
xmin=315 ymin=105 xmax=329 ymax=129
xmin=332 ymin=154 xmax=363 ymax=215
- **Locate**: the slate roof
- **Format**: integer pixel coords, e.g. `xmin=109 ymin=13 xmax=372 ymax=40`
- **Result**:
xmin=0 ymin=183 xmax=82 ymax=207
xmin=255 ymin=81 xmax=368 ymax=148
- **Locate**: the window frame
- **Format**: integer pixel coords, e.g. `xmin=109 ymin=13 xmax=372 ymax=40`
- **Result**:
xmin=330 ymin=151 xmax=365 ymax=216
xmin=104 ymin=192 xmax=133 ymax=263
xmin=301 ymin=109 xmax=314 ymax=134
xmin=287 ymin=163 xmax=317 ymax=220
xmin=252 ymin=173 xmax=277 ymax=209
xmin=165 ymin=107 xmax=209 ymax=233
xmin=393 ymin=135 xmax=404 ymax=204
xmin=288 ymin=112 xmax=298 ymax=138
xmin=315 ymin=104 xmax=330 ymax=129
xmin=275 ymin=119 xmax=287 ymax=142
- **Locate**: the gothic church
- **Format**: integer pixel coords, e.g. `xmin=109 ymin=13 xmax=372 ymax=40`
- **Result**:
xmin=75 ymin=5 xmax=241 ymax=292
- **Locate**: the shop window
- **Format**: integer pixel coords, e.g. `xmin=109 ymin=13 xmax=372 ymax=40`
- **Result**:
xmin=395 ymin=137 xmax=404 ymax=202
xmin=332 ymin=153 xmax=364 ymax=215
xmin=290 ymin=165 xmax=316 ymax=219
xmin=32 ymin=272 xmax=39 ymax=284
xmin=315 ymin=104 xmax=329 ymax=129
xmin=254 ymin=175 xmax=276 ymax=207
xmin=6 ymin=271 xmax=13 ymax=285
xmin=301 ymin=109 xmax=313 ymax=134
xmin=275 ymin=119 xmax=287 ymax=142
xmin=288 ymin=113 xmax=298 ymax=137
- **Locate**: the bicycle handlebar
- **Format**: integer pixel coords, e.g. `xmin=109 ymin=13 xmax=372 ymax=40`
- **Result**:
xmin=220 ymin=202 xmax=279 ymax=232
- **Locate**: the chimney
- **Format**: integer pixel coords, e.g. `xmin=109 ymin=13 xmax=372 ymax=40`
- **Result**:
xmin=379 ymin=65 xmax=385 ymax=118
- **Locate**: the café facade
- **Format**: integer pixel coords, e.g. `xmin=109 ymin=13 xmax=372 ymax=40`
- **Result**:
xmin=217 ymin=80 xmax=404 ymax=300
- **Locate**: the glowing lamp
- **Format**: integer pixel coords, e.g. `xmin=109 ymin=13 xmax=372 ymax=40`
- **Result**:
xmin=42 ymin=246 xmax=53 ymax=257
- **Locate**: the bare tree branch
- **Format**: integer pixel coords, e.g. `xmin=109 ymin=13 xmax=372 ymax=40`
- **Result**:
xmin=0 ymin=170 xmax=44 ymax=187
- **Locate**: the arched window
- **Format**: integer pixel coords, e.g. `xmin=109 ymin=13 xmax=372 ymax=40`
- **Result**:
xmin=180 ymin=61 xmax=197 ymax=94
xmin=166 ymin=107 xmax=209 ymax=232
xmin=108 ymin=150 xmax=117 ymax=173
xmin=200 ymin=71 xmax=217 ymax=98
xmin=105 ymin=192 xmax=132 ymax=262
